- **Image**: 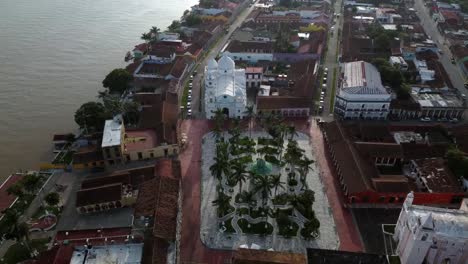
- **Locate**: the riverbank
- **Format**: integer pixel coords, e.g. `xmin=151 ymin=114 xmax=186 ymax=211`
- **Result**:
xmin=0 ymin=0 xmax=198 ymax=180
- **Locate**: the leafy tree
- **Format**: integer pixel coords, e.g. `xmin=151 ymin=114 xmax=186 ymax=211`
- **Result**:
xmin=101 ymin=94 xmax=141 ymax=126
xmin=168 ymin=20 xmax=181 ymax=31
xmin=183 ymin=10 xmax=190 ymax=16
xmin=447 ymin=147 xmax=468 ymax=179
xmin=185 ymin=14 xmax=202 ymax=26
xmin=371 ymin=58 xmax=404 ymax=89
xmin=7 ymin=183 xmax=24 ymax=198
xmin=74 ymin=102 xmax=109 ymax=132
xmin=397 ymin=83 xmax=411 ymax=99
xmin=375 ymin=33 xmax=391 ymax=51
xmin=44 ymin=192 xmax=60 ymax=207
xmin=102 ymin=68 xmax=133 ymax=94
xmin=230 ymin=160 xmax=248 ymax=193
xmin=21 ymin=174 xmax=41 ymax=194
xmin=1 ymin=208 xmax=31 ymax=252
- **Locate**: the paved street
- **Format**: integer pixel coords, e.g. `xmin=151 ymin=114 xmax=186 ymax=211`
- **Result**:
xmin=320 ymin=0 xmax=344 ymax=118
xmin=414 ymin=0 xmax=466 ymax=92
xmin=190 ymin=0 xmax=258 ymax=119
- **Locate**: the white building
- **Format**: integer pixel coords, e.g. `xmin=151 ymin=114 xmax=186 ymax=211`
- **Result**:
xmin=205 ymin=55 xmax=247 ymax=119
xmin=394 ymin=192 xmax=468 ymax=264
xmin=334 ymin=61 xmax=392 ymax=120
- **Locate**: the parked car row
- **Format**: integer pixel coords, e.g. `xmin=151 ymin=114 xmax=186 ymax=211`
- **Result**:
xmin=420 ymin=117 xmax=458 ymax=123
xmin=318 ymin=67 xmax=328 ymax=114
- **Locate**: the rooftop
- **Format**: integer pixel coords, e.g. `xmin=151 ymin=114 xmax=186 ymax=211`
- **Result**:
xmin=411 ymin=90 xmax=464 ymax=108
xmin=306 ymin=248 xmax=389 ymax=264
xmin=124 ymin=129 xmax=158 ymax=152
xmin=75 ymin=183 xmax=122 ymax=207
xmin=404 ymin=194 xmax=468 ymax=239
xmin=341 ymin=61 xmax=388 ymax=95
xmin=102 ymin=116 xmax=123 ymax=148
xmin=70 ymin=243 xmax=143 ymax=264
xmin=411 ymin=158 xmax=463 ymax=193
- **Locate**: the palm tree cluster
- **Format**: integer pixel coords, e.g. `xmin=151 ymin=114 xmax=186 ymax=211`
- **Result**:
xmin=208 ymin=110 xmax=320 ymax=238
xmin=141 ymin=26 xmax=160 ymax=44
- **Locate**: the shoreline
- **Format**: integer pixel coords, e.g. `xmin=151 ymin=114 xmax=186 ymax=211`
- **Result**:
xmin=0 ymin=0 xmax=199 ymax=185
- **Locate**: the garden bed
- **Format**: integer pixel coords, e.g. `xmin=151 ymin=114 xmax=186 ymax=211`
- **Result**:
xmin=277 ymin=220 xmax=299 ymax=237
xmin=219 ymin=217 xmax=236 ymax=233
xmin=3 ymin=238 xmax=49 ymax=264
xmin=237 ymin=218 xmax=273 ymax=235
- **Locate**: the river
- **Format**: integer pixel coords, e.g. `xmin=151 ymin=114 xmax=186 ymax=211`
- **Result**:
xmin=0 ymin=0 xmax=197 ymax=180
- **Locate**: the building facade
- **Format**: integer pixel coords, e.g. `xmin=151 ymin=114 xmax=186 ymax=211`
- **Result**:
xmin=101 ymin=115 xmax=125 ymax=166
xmin=204 ymin=55 xmax=247 ymax=119
xmin=394 ymin=193 xmax=468 ymax=264
xmin=334 ymin=61 xmax=392 ymax=120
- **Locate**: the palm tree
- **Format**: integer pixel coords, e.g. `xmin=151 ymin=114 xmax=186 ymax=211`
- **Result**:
xmin=212 ymin=191 xmax=232 ymax=217
xmin=7 ymin=183 xmax=24 ymax=198
xmin=269 ymin=174 xmax=286 ymax=196
xmin=298 ymin=157 xmax=314 ymax=181
xmin=141 ymin=32 xmax=152 ymax=43
xmin=149 ymin=26 xmax=160 ymax=42
xmin=252 ymin=173 xmax=273 ymax=206
xmin=287 ymin=125 xmax=298 ymax=141
xmin=209 ymin=141 xmax=230 ymax=181
xmin=21 ymin=174 xmax=42 ymax=194
xmin=230 ymin=161 xmax=248 ymax=193
xmin=243 ymin=106 xmax=255 ymax=138
xmin=241 ymin=191 xmax=255 ymax=215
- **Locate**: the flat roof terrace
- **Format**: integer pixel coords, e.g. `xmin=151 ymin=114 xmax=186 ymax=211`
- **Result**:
xmin=124 ymin=129 xmax=158 ymax=152
xmin=70 ymin=243 xmax=143 ymax=264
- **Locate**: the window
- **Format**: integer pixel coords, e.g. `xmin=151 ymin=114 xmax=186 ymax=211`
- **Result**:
xmin=109 ymin=160 xmax=115 ymax=165
xmin=389 ymin=197 xmax=395 ymax=203
xmin=379 ymin=196 xmax=386 ymax=202
xmin=150 ymin=152 xmax=154 ymax=158
xmin=137 ymin=152 xmax=143 ymax=160
xmin=164 ymin=149 xmax=168 ymax=157
xmin=126 ymin=155 xmax=131 ymax=162
xmin=223 ymin=95 xmax=227 ymax=99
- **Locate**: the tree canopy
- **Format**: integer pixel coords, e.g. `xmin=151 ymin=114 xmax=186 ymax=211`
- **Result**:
xmin=168 ymin=20 xmax=181 ymax=31
xmin=74 ymin=101 xmax=109 ymax=132
xmin=102 ymin=68 xmax=133 ymax=94
xmin=44 ymin=192 xmax=60 ymax=207
xmin=185 ymin=14 xmax=202 ymax=26
xmin=447 ymin=147 xmax=468 ymax=180
xmin=371 ymin=58 xmax=410 ymax=99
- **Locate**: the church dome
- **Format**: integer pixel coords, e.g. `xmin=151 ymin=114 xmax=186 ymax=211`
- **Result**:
xmin=218 ymin=55 xmax=235 ymax=71
xmin=207 ymin=58 xmax=218 ymax=69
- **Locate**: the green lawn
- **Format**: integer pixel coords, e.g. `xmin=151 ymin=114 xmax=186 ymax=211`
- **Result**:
xmin=2 ymin=238 xmax=49 ymax=264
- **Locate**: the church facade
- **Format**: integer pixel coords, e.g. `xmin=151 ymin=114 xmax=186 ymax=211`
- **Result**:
xmin=204 ymin=55 xmax=247 ymax=119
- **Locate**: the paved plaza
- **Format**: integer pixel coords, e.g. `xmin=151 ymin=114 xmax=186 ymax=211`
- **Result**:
xmin=200 ymin=131 xmax=339 ymax=253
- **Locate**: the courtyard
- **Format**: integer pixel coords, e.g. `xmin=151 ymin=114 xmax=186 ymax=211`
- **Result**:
xmin=199 ymin=116 xmax=339 ymax=253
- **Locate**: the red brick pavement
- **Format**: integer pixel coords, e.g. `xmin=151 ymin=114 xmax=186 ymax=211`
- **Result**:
xmin=178 ymin=118 xmax=363 ymax=264
xmin=179 ymin=120 xmax=233 ymax=264
xmin=306 ymin=119 xmax=364 ymax=252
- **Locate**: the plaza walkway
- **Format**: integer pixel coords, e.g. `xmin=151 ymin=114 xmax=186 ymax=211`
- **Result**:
xmin=179 ymin=120 xmax=233 ymax=263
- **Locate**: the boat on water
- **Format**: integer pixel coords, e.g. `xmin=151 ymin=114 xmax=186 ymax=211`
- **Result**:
xmin=124 ymin=51 xmax=133 ymax=62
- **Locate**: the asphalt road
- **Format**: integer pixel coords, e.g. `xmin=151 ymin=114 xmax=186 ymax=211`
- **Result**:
xmin=189 ymin=0 xmax=258 ymax=119
xmin=414 ymin=0 xmax=466 ymax=92
xmin=320 ymin=0 xmax=344 ymax=119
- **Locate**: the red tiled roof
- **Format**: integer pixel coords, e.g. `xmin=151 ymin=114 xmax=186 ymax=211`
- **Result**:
xmin=257 ymin=96 xmax=311 ymax=110
xmin=153 ymin=175 xmax=179 ymax=240
xmin=133 ymin=43 xmax=148 ymax=52
xmin=226 ymin=40 xmax=273 ymax=53
xmin=355 ymin=142 xmax=403 ymax=159
xmin=148 ymin=46 xmax=176 ymax=58
xmin=0 ymin=174 xmax=23 ymax=215
xmin=35 ymin=245 xmax=74 ymax=264
xmin=55 ymin=227 xmax=133 ymax=247
xmin=245 ymin=67 xmax=263 ymax=74
xmin=81 ymin=171 xmax=131 ymax=189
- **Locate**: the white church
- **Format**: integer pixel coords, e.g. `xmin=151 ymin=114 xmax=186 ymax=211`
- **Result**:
xmin=204 ymin=55 xmax=247 ymax=119
xmin=393 ymin=192 xmax=468 ymax=264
